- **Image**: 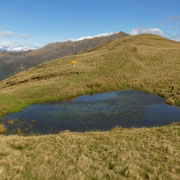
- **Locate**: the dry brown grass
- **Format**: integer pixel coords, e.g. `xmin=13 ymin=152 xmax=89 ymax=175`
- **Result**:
xmin=0 ymin=123 xmax=179 ymax=180
xmin=166 ymin=98 xmax=175 ymax=105
xmin=0 ymin=124 xmax=7 ymax=134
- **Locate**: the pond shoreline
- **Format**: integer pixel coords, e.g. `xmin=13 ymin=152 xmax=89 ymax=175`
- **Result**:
xmin=1 ymin=87 xmax=180 ymax=118
xmin=1 ymin=90 xmax=180 ymax=135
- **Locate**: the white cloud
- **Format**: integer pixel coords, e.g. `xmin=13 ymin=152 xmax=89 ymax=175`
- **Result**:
xmin=69 ymin=32 xmax=119 ymax=42
xmin=0 ymin=41 xmax=43 ymax=52
xmin=171 ymin=33 xmax=180 ymax=41
xmin=0 ymin=31 xmax=15 ymax=38
xmin=20 ymin=34 xmax=31 ymax=39
xmin=130 ymin=27 xmax=163 ymax=36
xmin=168 ymin=16 xmax=180 ymax=22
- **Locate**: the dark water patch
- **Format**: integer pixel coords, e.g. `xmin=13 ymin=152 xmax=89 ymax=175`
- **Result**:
xmin=1 ymin=90 xmax=180 ymax=135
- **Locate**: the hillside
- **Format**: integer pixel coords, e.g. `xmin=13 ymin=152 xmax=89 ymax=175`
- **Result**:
xmin=0 ymin=34 xmax=180 ymax=179
xmin=0 ymin=33 xmax=179 ymax=117
xmin=0 ymin=31 xmax=128 ymax=81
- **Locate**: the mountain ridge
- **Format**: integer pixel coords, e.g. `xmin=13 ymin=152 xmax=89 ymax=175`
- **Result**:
xmin=0 ymin=31 xmax=128 ymax=81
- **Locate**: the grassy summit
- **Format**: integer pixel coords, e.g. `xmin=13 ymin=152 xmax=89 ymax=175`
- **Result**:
xmin=0 ymin=34 xmax=179 ymax=116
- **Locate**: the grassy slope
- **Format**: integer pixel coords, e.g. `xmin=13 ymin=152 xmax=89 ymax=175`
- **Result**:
xmin=0 ymin=34 xmax=180 ymax=179
xmin=0 ymin=124 xmax=180 ymax=179
xmin=0 ymin=34 xmax=180 ymax=116
xmin=0 ymin=32 xmax=128 ymax=81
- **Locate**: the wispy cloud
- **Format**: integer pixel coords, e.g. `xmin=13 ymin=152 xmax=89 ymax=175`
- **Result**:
xmin=0 ymin=31 xmax=15 ymax=38
xmin=130 ymin=27 xmax=163 ymax=35
xmin=168 ymin=16 xmax=180 ymax=22
xmin=0 ymin=41 xmax=43 ymax=52
xmin=20 ymin=34 xmax=32 ymax=39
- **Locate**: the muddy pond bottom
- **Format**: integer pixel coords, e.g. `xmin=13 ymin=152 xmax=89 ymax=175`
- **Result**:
xmin=1 ymin=90 xmax=180 ymax=135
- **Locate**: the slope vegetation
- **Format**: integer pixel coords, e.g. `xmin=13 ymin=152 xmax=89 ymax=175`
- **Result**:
xmin=0 ymin=32 xmax=128 ymax=81
xmin=0 ymin=34 xmax=179 ymax=116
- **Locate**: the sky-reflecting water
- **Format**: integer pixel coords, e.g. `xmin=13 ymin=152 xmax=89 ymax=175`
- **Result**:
xmin=1 ymin=90 xmax=180 ymax=135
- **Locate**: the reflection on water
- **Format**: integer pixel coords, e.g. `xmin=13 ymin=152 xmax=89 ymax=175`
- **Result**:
xmin=1 ymin=90 xmax=180 ymax=135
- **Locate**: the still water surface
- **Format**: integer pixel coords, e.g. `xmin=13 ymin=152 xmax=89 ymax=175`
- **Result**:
xmin=1 ymin=90 xmax=180 ymax=135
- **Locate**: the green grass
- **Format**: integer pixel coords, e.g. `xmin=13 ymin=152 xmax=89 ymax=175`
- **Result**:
xmin=0 ymin=123 xmax=179 ymax=179
xmin=0 ymin=34 xmax=180 ymax=116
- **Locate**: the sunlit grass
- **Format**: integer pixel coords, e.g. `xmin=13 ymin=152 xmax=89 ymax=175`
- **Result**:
xmin=0 ymin=124 xmax=7 ymax=134
xmin=0 ymin=123 xmax=179 ymax=179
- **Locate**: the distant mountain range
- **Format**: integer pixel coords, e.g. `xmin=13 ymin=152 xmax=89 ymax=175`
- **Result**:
xmin=0 ymin=48 xmax=8 ymax=52
xmin=0 ymin=31 xmax=128 ymax=81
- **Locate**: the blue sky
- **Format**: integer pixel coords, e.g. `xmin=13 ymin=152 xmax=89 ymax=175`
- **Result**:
xmin=0 ymin=0 xmax=180 ymax=51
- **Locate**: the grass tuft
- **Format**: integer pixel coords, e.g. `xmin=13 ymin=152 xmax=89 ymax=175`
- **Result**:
xmin=0 ymin=124 xmax=7 ymax=134
xmin=166 ymin=98 xmax=175 ymax=106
